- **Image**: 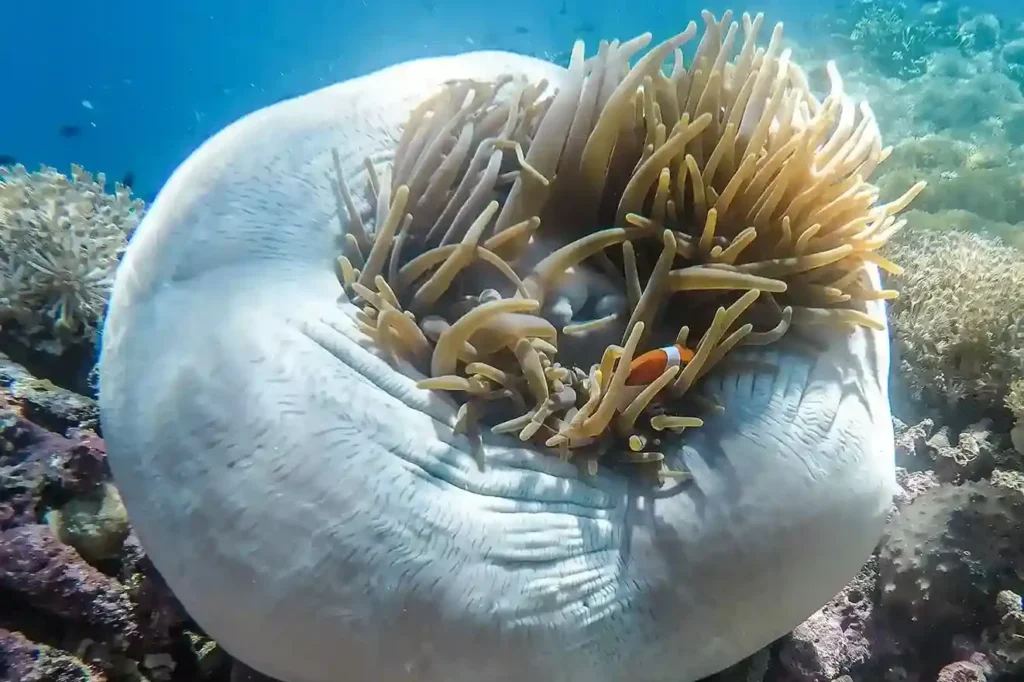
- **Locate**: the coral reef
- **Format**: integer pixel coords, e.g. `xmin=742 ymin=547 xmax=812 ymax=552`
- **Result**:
xmin=734 ymin=418 xmax=1024 ymax=682
xmin=1008 ymin=380 xmax=1024 ymax=454
xmin=881 ymin=229 xmax=1024 ymax=425
xmin=803 ymin=0 xmax=1024 ymax=248
xmin=5 ymin=2 xmax=1024 ymax=680
xmin=803 ymin=0 xmax=1024 ymax=461
xmin=684 ymin=5 xmax=1024 ymax=678
xmin=879 ymin=481 xmax=1024 ymax=634
xmin=0 ymin=352 xmax=228 ymax=682
xmin=0 ymin=628 xmax=100 ymax=682
xmin=0 ymin=164 xmax=143 ymax=357
xmin=814 ymin=0 xmax=961 ymax=78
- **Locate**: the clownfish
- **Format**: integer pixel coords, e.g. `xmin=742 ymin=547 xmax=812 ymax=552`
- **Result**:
xmin=626 ymin=343 xmax=695 ymax=386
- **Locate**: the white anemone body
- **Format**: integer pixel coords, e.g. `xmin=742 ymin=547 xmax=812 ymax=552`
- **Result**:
xmin=99 ymin=52 xmax=897 ymax=682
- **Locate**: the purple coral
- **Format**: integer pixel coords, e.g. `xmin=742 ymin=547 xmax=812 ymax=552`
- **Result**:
xmin=0 ymin=524 xmax=135 ymax=639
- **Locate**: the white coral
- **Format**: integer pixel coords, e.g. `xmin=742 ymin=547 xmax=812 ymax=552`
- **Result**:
xmin=0 ymin=163 xmax=144 ymax=349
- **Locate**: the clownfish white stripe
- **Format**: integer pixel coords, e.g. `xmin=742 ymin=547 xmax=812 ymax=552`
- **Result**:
xmin=664 ymin=343 xmax=681 ymax=369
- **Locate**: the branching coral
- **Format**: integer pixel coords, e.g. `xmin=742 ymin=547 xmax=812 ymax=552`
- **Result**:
xmin=334 ymin=10 xmax=924 ymax=483
xmin=883 ymin=228 xmax=1024 ymax=422
xmin=0 ymin=164 xmax=144 ymax=351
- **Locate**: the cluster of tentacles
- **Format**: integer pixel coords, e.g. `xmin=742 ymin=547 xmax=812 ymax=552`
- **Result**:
xmin=331 ymin=10 xmax=925 ymax=484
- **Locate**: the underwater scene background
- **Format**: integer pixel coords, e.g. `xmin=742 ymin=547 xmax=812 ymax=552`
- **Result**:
xmin=2 ymin=0 xmax=1024 ymax=681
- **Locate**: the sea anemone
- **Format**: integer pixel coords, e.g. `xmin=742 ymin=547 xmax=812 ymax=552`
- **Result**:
xmin=333 ymin=10 xmax=925 ymax=482
xmin=98 ymin=10 xmax=913 ymax=681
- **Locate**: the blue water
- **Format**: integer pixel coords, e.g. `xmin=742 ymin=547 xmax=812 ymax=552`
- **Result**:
xmin=0 ymin=0 xmax=826 ymax=202
xmin=3 ymin=0 xmax=1022 ymax=202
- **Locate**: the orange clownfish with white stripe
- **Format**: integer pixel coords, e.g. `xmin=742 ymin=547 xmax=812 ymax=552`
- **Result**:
xmin=625 ymin=343 xmax=695 ymax=386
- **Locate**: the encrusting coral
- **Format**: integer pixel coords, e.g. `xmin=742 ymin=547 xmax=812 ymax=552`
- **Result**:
xmin=0 ymin=164 xmax=144 ymax=352
xmin=333 ymin=10 xmax=926 ymax=483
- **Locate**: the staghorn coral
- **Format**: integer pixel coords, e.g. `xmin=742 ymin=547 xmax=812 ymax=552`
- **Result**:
xmin=0 ymin=164 xmax=144 ymax=352
xmin=883 ymin=228 xmax=1024 ymax=419
xmin=334 ymin=10 xmax=923 ymax=482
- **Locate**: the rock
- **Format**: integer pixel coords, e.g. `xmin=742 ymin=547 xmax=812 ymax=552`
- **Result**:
xmin=894 ymin=468 xmax=941 ymax=508
xmin=893 ymin=418 xmax=933 ymax=467
xmin=0 ymin=524 xmax=135 ymax=641
xmin=0 ymin=352 xmax=203 ymax=679
xmin=1001 ymin=39 xmax=1024 ymax=89
xmin=119 ymin=533 xmax=190 ymax=653
xmin=924 ymin=421 xmax=1001 ymax=483
xmin=778 ymin=558 xmax=894 ymax=681
xmin=0 ymin=353 xmax=98 ymax=434
xmin=0 ymin=404 xmax=109 ymax=531
xmin=46 ymin=481 xmax=130 ymax=563
xmin=981 ymin=590 xmax=1024 ymax=675
xmin=780 ymin=610 xmax=863 ymax=681
xmin=187 ymin=631 xmax=231 ymax=680
xmin=990 ymin=468 xmax=1024 ymax=495
xmin=879 ymin=482 xmax=1024 ymax=633
xmin=935 ymin=655 xmax=992 ymax=681
xmin=0 ymin=628 xmax=102 ymax=682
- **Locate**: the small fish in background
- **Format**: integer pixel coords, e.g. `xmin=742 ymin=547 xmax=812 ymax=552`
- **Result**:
xmin=514 ymin=26 xmax=530 ymax=35
xmin=0 ymin=154 xmax=15 ymax=166
xmin=81 ymin=99 xmax=93 ymax=110
xmin=120 ymin=171 xmax=135 ymax=190
xmin=58 ymin=124 xmax=83 ymax=138
xmin=575 ymin=20 xmax=596 ymax=35
xmin=559 ymin=0 xmax=567 ymax=15
xmin=422 ymin=0 xmax=434 ymax=10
